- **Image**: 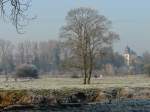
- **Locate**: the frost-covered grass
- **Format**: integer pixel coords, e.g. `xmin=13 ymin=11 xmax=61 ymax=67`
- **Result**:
xmin=0 ymin=75 xmax=149 ymax=90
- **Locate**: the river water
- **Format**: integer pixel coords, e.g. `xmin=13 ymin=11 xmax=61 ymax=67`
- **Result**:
xmin=5 ymin=100 xmax=150 ymax=112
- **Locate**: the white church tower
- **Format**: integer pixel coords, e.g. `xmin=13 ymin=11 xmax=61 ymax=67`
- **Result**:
xmin=123 ymin=46 xmax=131 ymax=66
xmin=123 ymin=46 xmax=137 ymax=66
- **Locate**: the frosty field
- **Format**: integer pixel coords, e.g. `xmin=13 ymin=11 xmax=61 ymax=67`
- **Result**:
xmin=0 ymin=75 xmax=149 ymax=90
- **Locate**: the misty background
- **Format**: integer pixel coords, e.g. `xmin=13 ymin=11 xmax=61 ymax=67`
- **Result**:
xmin=0 ymin=0 xmax=150 ymax=55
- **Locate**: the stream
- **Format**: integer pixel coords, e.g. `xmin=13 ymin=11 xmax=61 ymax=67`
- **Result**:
xmin=4 ymin=100 xmax=150 ymax=112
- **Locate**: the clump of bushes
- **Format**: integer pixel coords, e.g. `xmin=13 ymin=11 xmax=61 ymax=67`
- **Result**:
xmin=71 ymin=74 xmax=80 ymax=78
xmin=15 ymin=64 xmax=39 ymax=78
xmin=70 ymin=72 xmax=80 ymax=78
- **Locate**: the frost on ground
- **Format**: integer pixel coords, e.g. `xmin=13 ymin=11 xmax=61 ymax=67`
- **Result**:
xmin=0 ymin=75 xmax=149 ymax=90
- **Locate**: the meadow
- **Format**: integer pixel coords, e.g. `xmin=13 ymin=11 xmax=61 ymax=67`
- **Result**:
xmin=0 ymin=75 xmax=149 ymax=90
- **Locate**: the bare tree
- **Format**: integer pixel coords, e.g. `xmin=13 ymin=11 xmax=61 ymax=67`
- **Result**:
xmin=14 ymin=40 xmax=60 ymax=73
xmin=38 ymin=40 xmax=59 ymax=73
xmin=0 ymin=39 xmax=14 ymax=81
xmin=0 ymin=0 xmax=32 ymax=33
xmin=16 ymin=42 xmax=25 ymax=64
xmin=143 ymin=51 xmax=150 ymax=64
xmin=16 ymin=40 xmax=34 ymax=65
xmin=31 ymin=41 xmax=40 ymax=68
xmin=60 ymin=7 xmax=119 ymax=84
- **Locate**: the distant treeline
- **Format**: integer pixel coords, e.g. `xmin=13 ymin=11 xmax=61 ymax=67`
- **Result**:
xmin=0 ymin=39 xmax=149 ymax=76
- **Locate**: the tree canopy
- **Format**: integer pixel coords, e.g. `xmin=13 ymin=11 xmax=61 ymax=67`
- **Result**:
xmin=60 ymin=7 xmax=119 ymax=84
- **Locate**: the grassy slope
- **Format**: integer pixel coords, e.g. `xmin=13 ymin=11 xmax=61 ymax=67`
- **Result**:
xmin=0 ymin=75 xmax=149 ymax=90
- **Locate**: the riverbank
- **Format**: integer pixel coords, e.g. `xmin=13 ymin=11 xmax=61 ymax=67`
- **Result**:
xmin=6 ymin=99 xmax=150 ymax=112
xmin=0 ymin=87 xmax=150 ymax=111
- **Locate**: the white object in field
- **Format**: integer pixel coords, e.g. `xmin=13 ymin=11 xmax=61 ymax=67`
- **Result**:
xmin=98 ymin=74 xmax=103 ymax=79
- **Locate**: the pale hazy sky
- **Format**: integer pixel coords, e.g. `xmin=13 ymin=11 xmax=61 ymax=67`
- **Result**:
xmin=0 ymin=0 xmax=150 ymax=55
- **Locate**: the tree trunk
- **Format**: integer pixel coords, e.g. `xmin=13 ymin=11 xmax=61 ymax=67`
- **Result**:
xmin=83 ymin=75 xmax=87 ymax=84
xmin=5 ymin=69 xmax=8 ymax=82
xmin=87 ymin=72 xmax=91 ymax=84
xmin=83 ymin=60 xmax=87 ymax=84
xmin=83 ymin=54 xmax=87 ymax=84
xmin=87 ymin=53 xmax=93 ymax=84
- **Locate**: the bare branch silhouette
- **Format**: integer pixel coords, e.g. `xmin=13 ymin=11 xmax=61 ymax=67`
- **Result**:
xmin=0 ymin=0 xmax=33 ymax=33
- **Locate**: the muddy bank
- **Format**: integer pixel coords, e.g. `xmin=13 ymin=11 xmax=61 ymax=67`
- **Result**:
xmin=0 ymin=87 xmax=150 ymax=111
xmin=5 ymin=100 xmax=150 ymax=112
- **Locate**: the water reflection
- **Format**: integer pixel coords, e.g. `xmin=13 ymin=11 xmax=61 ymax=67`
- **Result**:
xmin=5 ymin=100 xmax=150 ymax=112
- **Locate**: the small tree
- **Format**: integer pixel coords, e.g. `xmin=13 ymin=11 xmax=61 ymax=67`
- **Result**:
xmin=15 ymin=63 xmax=38 ymax=79
xmin=144 ymin=64 xmax=150 ymax=76
xmin=0 ymin=39 xmax=14 ymax=81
